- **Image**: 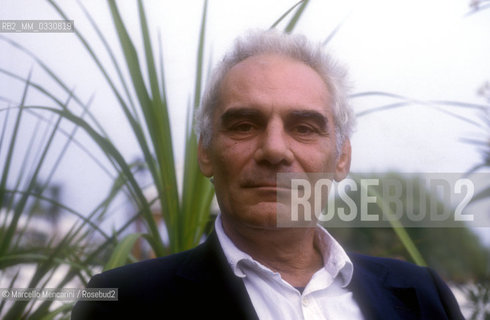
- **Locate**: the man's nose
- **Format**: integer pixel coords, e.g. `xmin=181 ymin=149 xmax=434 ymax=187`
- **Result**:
xmin=254 ymin=121 xmax=294 ymax=166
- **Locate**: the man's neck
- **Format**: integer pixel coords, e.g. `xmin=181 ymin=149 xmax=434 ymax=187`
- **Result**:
xmin=221 ymin=216 xmax=324 ymax=287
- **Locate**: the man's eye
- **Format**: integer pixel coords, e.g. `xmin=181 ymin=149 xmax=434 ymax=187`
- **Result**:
xmin=293 ymin=125 xmax=315 ymax=134
xmin=231 ymin=123 xmax=255 ymax=132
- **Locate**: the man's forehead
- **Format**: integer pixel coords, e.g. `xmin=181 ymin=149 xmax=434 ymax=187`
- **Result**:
xmin=218 ymin=56 xmax=331 ymax=106
xmin=225 ymin=53 xmax=320 ymax=82
xmin=232 ymin=53 xmax=293 ymax=69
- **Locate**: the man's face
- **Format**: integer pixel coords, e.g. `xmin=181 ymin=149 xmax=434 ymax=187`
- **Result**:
xmin=198 ymin=54 xmax=351 ymax=229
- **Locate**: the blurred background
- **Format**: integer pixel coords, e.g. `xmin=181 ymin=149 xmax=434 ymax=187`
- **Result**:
xmin=0 ymin=0 xmax=489 ymax=318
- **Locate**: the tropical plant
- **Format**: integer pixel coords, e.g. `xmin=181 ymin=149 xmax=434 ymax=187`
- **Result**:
xmin=465 ymin=281 xmax=490 ymax=320
xmin=464 ymin=82 xmax=490 ymax=203
xmin=0 ymin=1 xmax=313 ymax=318
xmin=468 ymin=0 xmax=490 ymax=15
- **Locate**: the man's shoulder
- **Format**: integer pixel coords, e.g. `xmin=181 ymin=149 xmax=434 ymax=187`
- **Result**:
xmin=349 ymin=252 xmax=426 ymax=272
xmin=93 ymin=247 xmax=194 ymax=284
xmin=88 ymin=239 xmax=216 ymax=292
xmin=71 ymin=243 xmax=213 ymax=319
xmin=71 ymin=235 xmax=256 ymax=320
xmin=348 ymin=252 xmax=437 ymax=286
xmin=348 ymin=253 xmax=464 ymax=319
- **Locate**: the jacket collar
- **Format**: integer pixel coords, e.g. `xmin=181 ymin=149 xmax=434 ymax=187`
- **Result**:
xmin=176 ymin=231 xmax=260 ymax=320
xmin=349 ymin=253 xmax=420 ymax=320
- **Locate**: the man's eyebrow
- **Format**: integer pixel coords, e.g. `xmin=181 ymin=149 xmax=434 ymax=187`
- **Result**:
xmin=287 ymin=110 xmax=328 ymax=129
xmin=220 ymin=108 xmax=265 ymax=125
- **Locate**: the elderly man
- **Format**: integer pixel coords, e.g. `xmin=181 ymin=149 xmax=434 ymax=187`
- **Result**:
xmin=72 ymin=30 xmax=463 ymax=319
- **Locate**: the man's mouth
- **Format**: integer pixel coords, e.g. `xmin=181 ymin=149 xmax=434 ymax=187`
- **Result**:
xmin=242 ymin=182 xmax=291 ymax=191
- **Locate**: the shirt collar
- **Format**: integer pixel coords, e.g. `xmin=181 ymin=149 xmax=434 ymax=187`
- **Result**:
xmin=214 ymin=214 xmax=354 ymax=287
xmin=315 ymin=225 xmax=354 ymax=287
xmin=214 ymin=214 xmax=255 ymax=278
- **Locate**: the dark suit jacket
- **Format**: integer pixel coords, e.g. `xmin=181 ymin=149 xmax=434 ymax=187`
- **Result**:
xmin=71 ymin=231 xmax=464 ymax=319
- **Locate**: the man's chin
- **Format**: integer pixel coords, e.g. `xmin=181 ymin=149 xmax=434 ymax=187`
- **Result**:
xmin=235 ymin=202 xmax=280 ymax=229
xmin=244 ymin=201 xmax=313 ymax=229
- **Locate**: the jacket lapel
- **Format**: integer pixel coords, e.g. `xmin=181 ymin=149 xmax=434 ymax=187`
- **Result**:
xmin=349 ymin=254 xmax=420 ymax=320
xmin=176 ymin=231 xmax=259 ymax=320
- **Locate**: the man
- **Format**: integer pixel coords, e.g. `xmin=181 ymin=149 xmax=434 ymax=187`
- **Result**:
xmin=72 ymin=30 xmax=464 ymax=319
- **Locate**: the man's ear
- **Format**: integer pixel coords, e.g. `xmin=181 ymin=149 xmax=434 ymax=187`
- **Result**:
xmin=334 ymin=138 xmax=351 ymax=181
xmin=197 ymin=138 xmax=214 ymax=177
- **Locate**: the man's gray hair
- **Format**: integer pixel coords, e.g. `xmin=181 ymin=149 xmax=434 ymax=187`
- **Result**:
xmin=195 ymin=29 xmax=355 ymax=154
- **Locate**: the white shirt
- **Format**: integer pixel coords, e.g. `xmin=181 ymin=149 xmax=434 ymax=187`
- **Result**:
xmin=215 ymin=215 xmax=365 ymax=320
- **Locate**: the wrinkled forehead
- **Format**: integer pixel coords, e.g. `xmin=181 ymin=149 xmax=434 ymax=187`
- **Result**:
xmin=216 ymin=53 xmax=333 ymax=116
